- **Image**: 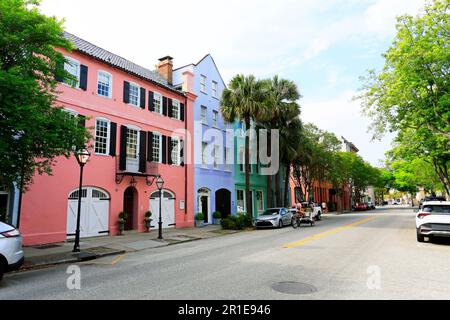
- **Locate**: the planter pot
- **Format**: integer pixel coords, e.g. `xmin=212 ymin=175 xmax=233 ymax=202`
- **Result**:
xmin=118 ymin=221 xmax=125 ymax=235
xmin=144 ymin=219 xmax=152 ymax=232
xmin=213 ymin=218 xmax=221 ymax=225
xmin=196 ymin=220 xmax=205 ymax=228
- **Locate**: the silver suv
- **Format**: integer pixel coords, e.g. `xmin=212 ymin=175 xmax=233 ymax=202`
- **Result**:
xmin=0 ymin=222 xmax=24 ymax=281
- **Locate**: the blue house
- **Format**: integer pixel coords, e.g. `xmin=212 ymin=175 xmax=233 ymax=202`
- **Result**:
xmin=173 ymin=55 xmax=235 ymax=223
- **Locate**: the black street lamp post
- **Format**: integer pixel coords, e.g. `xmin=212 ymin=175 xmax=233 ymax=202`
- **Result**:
xmin=73 ymin=149 xmax=90 ymax=253
xmin=156 ymin=177 xmax=164 ymax=240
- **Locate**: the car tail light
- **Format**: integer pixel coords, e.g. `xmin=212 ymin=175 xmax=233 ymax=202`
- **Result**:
xmin=1 ymin=229 xmax=20 ymax=237
xmin=418 ymin=213 xmax=431 ymax=219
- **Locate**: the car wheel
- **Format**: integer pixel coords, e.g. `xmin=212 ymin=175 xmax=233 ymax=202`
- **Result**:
xmin=0 ymin=260 xmax=4 ymax=282
xmin=279 ymin=220 xmax=283 ymax=228
xmin=317 ymin=212 xmax=322 ymax=221
xmin=417 ymin=229 xmax=425 ymax=243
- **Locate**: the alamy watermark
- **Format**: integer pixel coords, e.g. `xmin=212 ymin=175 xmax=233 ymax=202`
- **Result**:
xmin=66 ymin=265 xmax=81 ymax=290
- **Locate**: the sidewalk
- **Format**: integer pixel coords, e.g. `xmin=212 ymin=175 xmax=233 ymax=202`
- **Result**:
xmin=19 ymin=225 xmax=239 ymax=271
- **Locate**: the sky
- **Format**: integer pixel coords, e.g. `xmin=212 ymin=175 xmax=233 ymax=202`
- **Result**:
xmin=39 ymin=0 xmax=426 ymax=166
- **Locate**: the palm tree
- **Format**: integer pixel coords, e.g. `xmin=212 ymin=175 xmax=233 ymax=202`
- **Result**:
xmin=221 ymin=75 xmax=270 ymax=217
xmin=259 ymin=76 xmax=301 ymax=207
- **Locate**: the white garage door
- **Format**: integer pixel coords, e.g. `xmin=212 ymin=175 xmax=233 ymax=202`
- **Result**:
xmin=150 ymin=190 xmax=175 ymax=229
xmin=67 ymin=187 xmax=110 ymax=239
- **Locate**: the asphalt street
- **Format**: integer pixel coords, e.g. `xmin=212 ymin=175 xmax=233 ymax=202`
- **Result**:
xmin=1 ymin=207 xmax=450 ymax=300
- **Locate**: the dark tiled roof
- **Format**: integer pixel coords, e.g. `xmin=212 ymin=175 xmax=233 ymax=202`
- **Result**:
xmin=63 ymin=31 xmax=184 ymax=96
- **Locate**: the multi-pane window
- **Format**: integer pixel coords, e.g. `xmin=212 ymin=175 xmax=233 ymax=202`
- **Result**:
xmin=212 ymin=111 xmax=218 ymax=127
xmin=239 ymin=148 xmax=244 ymax=172
xmin=237 ymin=190 xmax=245 ymax=213
xmin=95 ymin=119 xmax=109 ymax=155
xmin=63 ymin=57 xmax=80 ymax=87
xmin=126 ymin=129 xmax=138 ymax=159
xmin=129 ymin=83 xmax=140 ymax=106
xmin=97 ymin=71 xmax=112 ymax=97
xmin=200 ymin=75 xmax=206 ymax=93
xmin=201 ymin=106 xmax=207 ymax=124
xmin=256 ymin=191 xmax=264 ymax=214
xmin=202 ymin=142 xmax=208 ymax=167
xmin=154 ymin=92 xmax=162 ymax=114
xmin=152 ymin=133 xmax=161 ymax=163
xmin=212 ymin=81 xmax=218 ymax=98
xmin=171 ymin=139 xmax=180 ymax=166
xmin=172 ymin=100 xmax=180 ymax=120
xmin=213 ymin=145 xmax=220 ymax=169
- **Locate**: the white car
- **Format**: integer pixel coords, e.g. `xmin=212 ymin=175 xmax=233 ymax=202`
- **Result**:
xmin=0 ymin=222 xmax=24 ymax=281
xmin=415 ymin=201 xmax=450 ymax=242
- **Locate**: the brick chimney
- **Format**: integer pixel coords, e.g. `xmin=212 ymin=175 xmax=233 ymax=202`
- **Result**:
xmin=156 ymin=56 xmax=173 ymax=84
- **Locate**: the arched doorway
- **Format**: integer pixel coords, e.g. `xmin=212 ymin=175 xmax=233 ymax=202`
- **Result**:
xmin=197 ymin=188 xmax=211 ymax=223
xmin=123 ymin=187 xmax=137 ymax=231
xmin=149 ymin=190 xmax=175 ymax=228
xmin=215 ymin=189 xmax=231 ymax=219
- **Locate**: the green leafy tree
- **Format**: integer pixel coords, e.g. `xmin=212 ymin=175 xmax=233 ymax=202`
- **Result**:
xmin=221 ymin=75 xmax=270 ymax=216
xmin=0 ymin=0 xmax=89 ymax=193
xmin=358 ymin=0 xmax=450 ymax=197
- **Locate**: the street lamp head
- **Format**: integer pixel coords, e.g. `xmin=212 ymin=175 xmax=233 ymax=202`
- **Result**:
xmin=75 ymin=149 xmax=90 ymax=166
xmin=156 ymin=176 xmax=164 ymax=190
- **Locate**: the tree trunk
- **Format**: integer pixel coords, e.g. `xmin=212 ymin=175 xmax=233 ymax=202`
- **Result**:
xmin=284 ymin=163 xmax=290 ymax=207
xmin=245 ymin=114 xmax=252 ymax=218
xmin=433 ymin=159 xmax=450 ymax=199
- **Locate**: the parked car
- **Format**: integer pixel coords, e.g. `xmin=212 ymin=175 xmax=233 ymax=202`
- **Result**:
xmin=0 ymin=222 xmax=24 ymax=281
xmin=255 ymin=208 xmax=292 ymax=229
xmin=353 ymin=203 xmax=367 ymax=211
xmin=392 ymin=199 xmax=401 ymax=205
xmin=366 ymin=202 xmax=376 ymax=210
xmin=416 ymin=201 xmax=450 ymax=242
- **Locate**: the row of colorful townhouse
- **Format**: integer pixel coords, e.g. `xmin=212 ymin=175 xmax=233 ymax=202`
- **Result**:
xmin=0 ymin=32 xmax=352 ymax=246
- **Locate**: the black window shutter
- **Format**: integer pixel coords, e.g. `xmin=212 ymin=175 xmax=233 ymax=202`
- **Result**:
xmin=161 ymin=135 xmax=167 ymax=164
xmin=123 ymin=81 xmax=130 ymax=104
xmin=147 ymin=131 xmax=153 ymax=161
xmin=139 ymin=131 xmax=147 ymax=173
xmin=168 ymin=98 xmax=173 ymax=118
xmin=167 ymin=137 xmax=173 ymax=165
xmin=162 ymin=97 xmax=168 ymax=116
xmin=109 ymin=122 xmax=117 ymax=156
xmin=140 ymin=87 xmax=146 ymax=109
xmin=148 ymin=91 xmax=154 ymax=112
xmin=79 ymin=65 xmax=88 ymax=91
xmin=119 ymin=126 xmax=128 ymax=171
xmin=78 ymin=115 xmax=86 ymax=128
xmin=180 ymin=103 xmax=185 ymax=122
xmin=180 ymin=139 xmax=185 ymax=167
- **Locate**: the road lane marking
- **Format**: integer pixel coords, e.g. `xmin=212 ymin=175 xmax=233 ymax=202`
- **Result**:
xmin=284 ymin=216 xmax=378 ymax=249
xmin=110 ymin=254 xmax=126 ymax=265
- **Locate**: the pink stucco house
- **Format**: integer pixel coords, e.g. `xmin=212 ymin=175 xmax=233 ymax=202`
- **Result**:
xmin=19 ymin=32 xmax=196 ymax=246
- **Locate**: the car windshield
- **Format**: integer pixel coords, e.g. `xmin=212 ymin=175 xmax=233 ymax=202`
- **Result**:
xmin=261 ymin=209 xmax=280 ymax=216
xmin=422 ymin=205 xmax=450 ymax=214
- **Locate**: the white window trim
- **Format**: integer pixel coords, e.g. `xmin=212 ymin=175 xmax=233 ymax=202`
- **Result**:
xmin=201 ymin=141 xmax=208 ymax=168
xmin=153 ymin=92 xmax=163 ymax=115
xmin=224 ymin=146 xmax=232 ymax=172
xmin=63 ymin=56 xmax=80 ymax=88
xmin=172 ymin=99 xmax=181 ymax=120
xmin=212 ymin=110 xmax=219 ymax=128
xmin=125 ymin=125 xmax=141 ymax=160
xmin=97 ymin=70 xmax=113 ymax=98
xmin=94 ymin=117 xmax=111 ymax=156
xmin=201 ymin=106 xmax=208 ymax=125
xmin=63 ymin=108 xmax=79 ymax=117
xmin=213 ymin=145 xmax=220 ymax=170
xmin=236 ymin=189 xmax=246 ymax=213
xmin=200 ymin=75 xmax=207 ymax=94
xmin=152 ymin=131 xmax=162 ymax=163
xmin=212 ymin=81 xmax=218 ymax=99
xmin=256 ymin=190 xmax=265 ymax=214
xmin=128 ymin=82 xmax=141 ymax=107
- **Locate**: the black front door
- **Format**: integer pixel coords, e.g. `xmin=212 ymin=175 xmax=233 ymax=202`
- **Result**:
xmin=201 ymin=196 xmax=208 ymax=223
xmin=215 ymin=189 xmax=231 ymax=219
xmin=123 ymin=187 xmax=135 ymax=231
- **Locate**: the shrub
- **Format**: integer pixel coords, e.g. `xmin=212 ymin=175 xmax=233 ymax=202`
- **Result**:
xmin=196 ymin=212 xmax=205 ymax=221
xmin=213 ymin=211 xmax=222 ymax=219
xmin=327 ymin=201 xmax=336 ymax=212
xmin=221 ymin=213 xmax=253 ymax=230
